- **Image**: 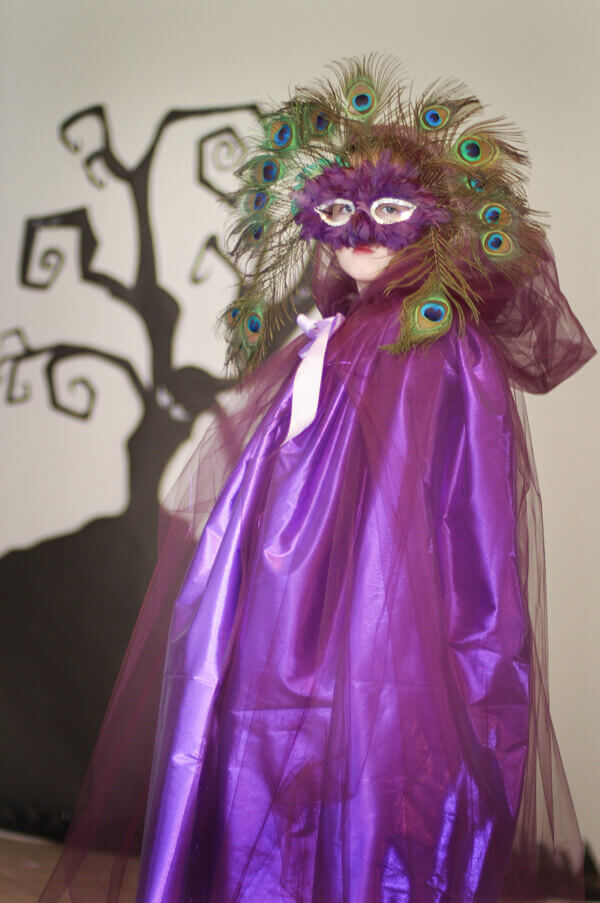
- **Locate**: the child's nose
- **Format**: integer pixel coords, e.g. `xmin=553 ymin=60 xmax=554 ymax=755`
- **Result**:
xmin=350 ymin=208 xmax=371 ymax=228
xmin=350 ymin=208 xmax=374 ymax=240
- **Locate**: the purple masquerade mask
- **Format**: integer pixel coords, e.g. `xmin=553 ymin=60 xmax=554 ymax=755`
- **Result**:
xmin=291 ymin=153 xmax=450 ymax=250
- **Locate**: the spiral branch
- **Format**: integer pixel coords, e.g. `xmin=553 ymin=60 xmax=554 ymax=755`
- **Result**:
xmin=59 ymin=105 xmax=130 ymax=185
xmin=0 ymin=328 xmax=146 ymax=420
xmin=20 ymin=209 xmax=135 ymax=306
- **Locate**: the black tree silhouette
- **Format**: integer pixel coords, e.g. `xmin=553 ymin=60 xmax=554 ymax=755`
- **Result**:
xmin=0 ymin=103 xmax=311 ymax=840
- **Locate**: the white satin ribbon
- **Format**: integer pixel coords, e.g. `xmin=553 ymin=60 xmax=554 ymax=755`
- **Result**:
xmin=282 ymin=312 xmax=346 ymax=445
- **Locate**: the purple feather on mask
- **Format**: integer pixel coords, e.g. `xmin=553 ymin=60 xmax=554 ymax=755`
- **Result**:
xmin=291 ymin=152 xmax=450 ymax=250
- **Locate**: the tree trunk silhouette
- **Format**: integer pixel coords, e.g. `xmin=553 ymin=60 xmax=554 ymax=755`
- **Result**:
xmin=0 ymin=102 xmax=312 ymax=840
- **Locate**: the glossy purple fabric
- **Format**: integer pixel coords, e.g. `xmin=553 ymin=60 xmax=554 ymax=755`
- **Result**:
xmin=37 ymin=243 xmax=595 ymax=903
xmin=137 ymin=297 xmax=539 ymax=901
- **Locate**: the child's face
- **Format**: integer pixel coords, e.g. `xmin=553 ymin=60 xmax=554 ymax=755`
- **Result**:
xmin=334 ymin=244 xmax=396 ymax=286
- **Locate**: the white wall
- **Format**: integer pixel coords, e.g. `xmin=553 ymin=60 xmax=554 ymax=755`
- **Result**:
xmin=1 ymin=0 xmax=598 ymax=852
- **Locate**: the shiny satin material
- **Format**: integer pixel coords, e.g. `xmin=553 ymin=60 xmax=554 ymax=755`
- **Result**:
xmin=36 ymin=237 xmax=594 ymax=903
xmin=136 ymin=295 xmax=534 ymax=902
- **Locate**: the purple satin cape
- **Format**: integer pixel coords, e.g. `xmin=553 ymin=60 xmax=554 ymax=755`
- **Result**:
xmin=38 ymin=244 xmax=596 ymax=903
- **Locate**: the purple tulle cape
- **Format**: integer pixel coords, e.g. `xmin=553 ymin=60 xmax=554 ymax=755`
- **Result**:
xmin=38 ymin=242 xmax=596 ymax=902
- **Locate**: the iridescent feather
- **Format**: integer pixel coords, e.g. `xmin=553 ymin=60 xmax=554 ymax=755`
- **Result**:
xmin=220 ymin=53 xmax=549 ymax=375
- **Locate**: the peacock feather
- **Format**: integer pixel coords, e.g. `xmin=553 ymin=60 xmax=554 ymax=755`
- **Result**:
xmin=218 ymin=297 xmax=267 ymax=374
xmin=220 ymin=53 xmax=549 ymax=377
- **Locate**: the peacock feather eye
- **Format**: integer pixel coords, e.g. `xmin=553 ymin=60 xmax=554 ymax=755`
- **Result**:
xmin=466 ymin=175 xmax=485 ymax=192
xmin=482 ymin=230 xmax=514 ymax=256
xmin=299 ymin=105 xmax=333 ymax=141
xmin=239 ymin=217 xmax=268 ymax=247
xmin=416 ymin=298 xmax=451 ymax=331
xmin=455 ymin=134 xmax=498 ymax=167
xmin=243 ymin=310 xmax=263 ymax=346
xmin=267 ymin=117 xmax=297 ymax=151
xmin=251 ymin=157 xmax=282 ymax=186
xmin=480 ymin=203 xmax=511 ymax=227
xmin=226 ymin=305 xmax=241 ymax=326
xmin=394 ymin=291 xmax=454 ymax=353
xmin=310 ymin=109 xmax=331 ymax=133
xmin=244 ymin=190 xmax=270 ymax=214
xmin=460 ymin=139 xmax=482 ymax=162
xmin=347 ymin=80 xmax=376 ymax=116
xmin=420 ymin=106 xmax=450 ymax=130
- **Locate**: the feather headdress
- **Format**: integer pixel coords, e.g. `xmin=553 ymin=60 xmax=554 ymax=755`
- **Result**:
xmin=220 ymin=54 xmax=547 ymax=376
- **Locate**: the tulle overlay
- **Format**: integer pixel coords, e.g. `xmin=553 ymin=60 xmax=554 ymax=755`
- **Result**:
xmin=38 ymin=247 xmax=595 ymax=903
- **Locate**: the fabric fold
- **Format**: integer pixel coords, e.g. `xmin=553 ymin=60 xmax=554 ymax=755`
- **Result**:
xmin=37 ymin=244 xmax=594 ymax=903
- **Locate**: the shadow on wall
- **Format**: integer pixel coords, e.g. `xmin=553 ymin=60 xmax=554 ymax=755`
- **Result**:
xmin=4 ymin=104 xmax=597 ymax=903
xmin=0 ymin=103 xmax=312 ymax=840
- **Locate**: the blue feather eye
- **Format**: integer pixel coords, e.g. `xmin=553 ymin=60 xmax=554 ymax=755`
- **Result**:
xmin=480 ymin=203 xmax=511 ymax=227
xmin=306 ymin=108 xmax=332 ymax=136
xmin=244 ymin=190 xmax=270 ymax=214
xmin=253 ymin=191 xmax=268 ymax=211
xmin=482 ymin=230 xmax=514 ymax=256
xmin=353 ymin=93 xmax=372 ymax=112
xmin=413 ymin=295 xmax=452 ymax=337
xmin=466 ymin=176 xmax=485 ymax=192
xmin=227 ymin=306 xmax=241 ymax=326
xmin=347 ymin=81 xmax=376 ymax=116
xmin=486 ymin=232 xmax=503 ymax=250
xmin=262 ymin=161 xmax=278 ymax=181
xmin=274 ymin=123 xmax=291 ymax=145
xmin=420 ymin=302 xmax=447 ymax=322
xmin=244 ymin=312 xmax=263 ymax=346
xmin=420 ymin=106 xmax=450 ymax=130
xmin=267 ymin=117 xmax=296 ymax=151
xmin=251 ymin=157 xmax=281 ymax=185
xmin=460 ymin=140 xmax=481 ymax=161
xmin=456 ymin=135 xmax=498 ymax=167
xmin=239 ymin=219 xmax=267 ymax=247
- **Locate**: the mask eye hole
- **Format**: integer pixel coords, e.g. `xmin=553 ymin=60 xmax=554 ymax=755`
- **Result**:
xmin=315 ymin=199 xmax=355 ymax=226
xmin=370 ymin=198 xmax=416 ymax=225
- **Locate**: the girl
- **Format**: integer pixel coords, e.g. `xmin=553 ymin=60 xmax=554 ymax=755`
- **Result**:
xmin=39 ymin=55 xmax=595 ymax=903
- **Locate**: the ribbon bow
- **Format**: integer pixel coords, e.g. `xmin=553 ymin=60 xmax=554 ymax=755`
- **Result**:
xmin=282 ymin=312 xmax=346 ymax=444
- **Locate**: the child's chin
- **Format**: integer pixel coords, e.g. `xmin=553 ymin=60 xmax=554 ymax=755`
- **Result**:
xmin=355 ymin=262 xmax=391 ymax=282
